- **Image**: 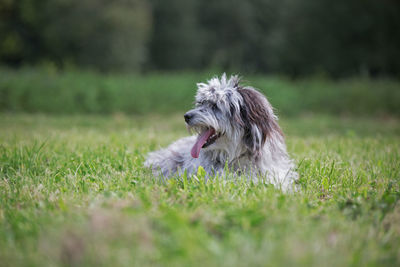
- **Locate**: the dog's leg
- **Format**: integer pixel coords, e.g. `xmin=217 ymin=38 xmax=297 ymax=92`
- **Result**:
xmin=145 ymin=136 xmax=196 ymax=178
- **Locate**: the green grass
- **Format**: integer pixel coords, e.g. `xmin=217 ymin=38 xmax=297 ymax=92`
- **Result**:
xmin=1 ymin=67 xmax=400 ymax=116
xmin=0 ymin=114 xmax=399 ymax=266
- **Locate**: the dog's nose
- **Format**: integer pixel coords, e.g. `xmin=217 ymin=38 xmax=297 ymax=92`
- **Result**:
xmin=184 ymin=113 xmax=192 ymax=123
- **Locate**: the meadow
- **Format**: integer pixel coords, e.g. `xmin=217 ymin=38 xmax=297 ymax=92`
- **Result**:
xmin=1 ymin=113 xmax=399 ymax=266
xmin=1 ymin=0 xmax=400 ymax=265
xmin=1 ymin=68 xmax=399 ymax=116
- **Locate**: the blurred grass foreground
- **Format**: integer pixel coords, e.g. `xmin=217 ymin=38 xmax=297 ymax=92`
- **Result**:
xmin=1 ymin=68 xmax=399 ymax=116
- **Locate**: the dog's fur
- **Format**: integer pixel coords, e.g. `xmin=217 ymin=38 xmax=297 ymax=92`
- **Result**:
xmin=145 ymin=74 xmax=298 ymax=191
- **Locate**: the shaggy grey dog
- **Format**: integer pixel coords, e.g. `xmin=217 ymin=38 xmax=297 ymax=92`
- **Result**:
xmin=145 ymin=74 xmax=298 ymax=191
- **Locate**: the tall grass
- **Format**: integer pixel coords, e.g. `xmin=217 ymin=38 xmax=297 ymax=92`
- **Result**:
xmin=1 ymin=67 xmax=399 ymax=116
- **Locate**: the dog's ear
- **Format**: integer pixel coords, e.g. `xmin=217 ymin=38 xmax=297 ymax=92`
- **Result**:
xmin=237 ymin=87 xmax=283 ymax=156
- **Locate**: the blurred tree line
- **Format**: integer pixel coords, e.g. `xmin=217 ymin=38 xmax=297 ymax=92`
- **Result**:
xmin=1 ymin=0 xmax=399 ymax=77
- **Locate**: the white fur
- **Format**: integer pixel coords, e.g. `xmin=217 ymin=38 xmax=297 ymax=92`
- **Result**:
xmin=145 ymin=74 xmax=298 ymax=191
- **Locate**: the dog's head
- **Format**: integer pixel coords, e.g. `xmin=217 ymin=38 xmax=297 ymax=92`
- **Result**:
xmin=185 ymin=74 xmax=283 ymax=158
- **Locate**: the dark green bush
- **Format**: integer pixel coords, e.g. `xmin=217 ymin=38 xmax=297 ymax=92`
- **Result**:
xmin=1 ymin=0 xmax=399 ymax=76
xmin=0 ymin=0 xmax=151 ymax=71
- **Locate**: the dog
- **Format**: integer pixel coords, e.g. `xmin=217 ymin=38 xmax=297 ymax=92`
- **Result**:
xmin=145 ymin=74 xmax=298 ymax=191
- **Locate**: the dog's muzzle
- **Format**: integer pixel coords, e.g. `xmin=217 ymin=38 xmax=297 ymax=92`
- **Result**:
xmin=184 ymin=111 xmax=195 ymax=124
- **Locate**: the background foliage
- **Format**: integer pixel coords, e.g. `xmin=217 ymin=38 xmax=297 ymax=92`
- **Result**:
xmin=1 ymin=0 xmax=399 ymax=77
xmin=0 ymin=0 xmax=151 ymax=71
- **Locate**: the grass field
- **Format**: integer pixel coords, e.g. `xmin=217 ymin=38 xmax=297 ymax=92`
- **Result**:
xmin=1 ymin=68 xmax=400 ymax=116
xmin=0 ymin=114 xmax=399 ymax=266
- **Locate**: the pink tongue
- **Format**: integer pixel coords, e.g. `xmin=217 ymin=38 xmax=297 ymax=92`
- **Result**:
xmin=191 ymin=128 xmax=215 ymax=158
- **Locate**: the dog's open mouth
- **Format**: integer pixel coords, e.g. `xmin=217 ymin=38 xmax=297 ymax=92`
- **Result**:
xmin=191 ymin=128 xmax=220 ymax=158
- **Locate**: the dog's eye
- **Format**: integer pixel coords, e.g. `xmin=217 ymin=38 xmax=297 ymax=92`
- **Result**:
xmin=198 ymin=100 xmax=209 ymax=105
xmin=212 ymin=104 xmax=219 ymax=112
